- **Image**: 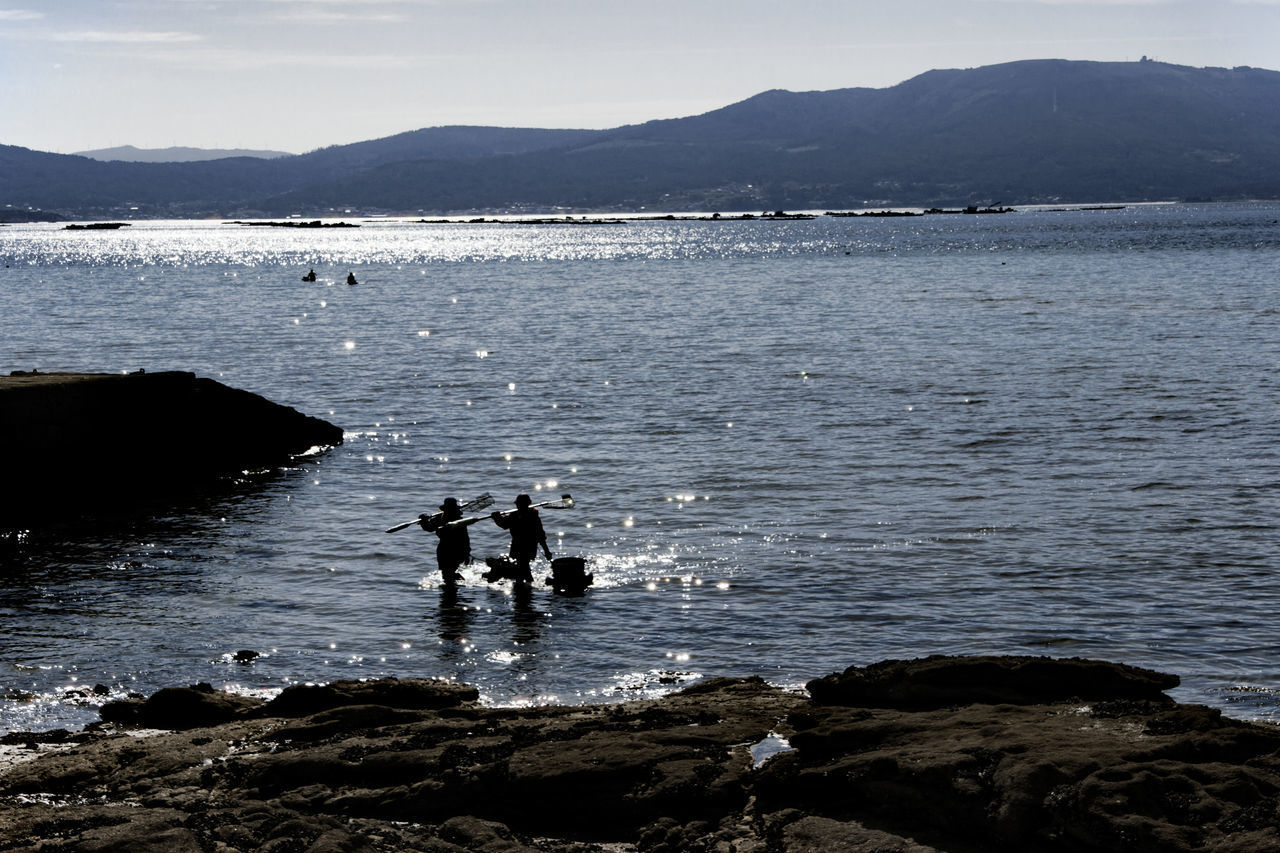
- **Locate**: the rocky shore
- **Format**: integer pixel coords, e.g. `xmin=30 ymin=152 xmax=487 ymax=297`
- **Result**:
xmin=0 ymin=371 xmax=342 ymax=524
xmin=3 ymin=655 xmax=1279 ymax=852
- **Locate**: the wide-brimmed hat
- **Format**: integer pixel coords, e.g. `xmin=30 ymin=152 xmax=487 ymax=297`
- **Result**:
xmin=440 ymin=497 xmax=460 ymax=510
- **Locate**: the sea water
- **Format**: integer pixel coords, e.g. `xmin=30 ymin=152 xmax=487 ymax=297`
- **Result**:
xmin=1 ymin=204 xmax=1278 ymax=734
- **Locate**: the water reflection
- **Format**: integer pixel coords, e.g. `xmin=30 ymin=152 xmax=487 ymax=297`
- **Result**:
xmin=435 ymin=585 xmax=473 ymax=659
xmin=0 ymin=464 xmax=309 ymax=590
xmin=0 ymin=460 xmax=325 ymax=734
xmin=0 ymin=530 xmax=27 ymax=567
xmin=510 ymin=584 xmax=544 ymax=648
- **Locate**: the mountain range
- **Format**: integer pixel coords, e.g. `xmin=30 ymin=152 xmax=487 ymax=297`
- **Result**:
xmin=3 ymin=58 xmax=1278 ymax=220
xmin=73 ymin=145 xmax=294 ymax=163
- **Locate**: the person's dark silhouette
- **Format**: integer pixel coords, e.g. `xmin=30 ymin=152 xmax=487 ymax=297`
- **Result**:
xmin=491 ymin=494 xmax=551 ymax=583
xmin=346 ymin=271 xmax=358 ymax=285
xmin=423 ymin=497 xmax=473 ymax=586
xmin=302 ymin=268 xmax=317 ymax=281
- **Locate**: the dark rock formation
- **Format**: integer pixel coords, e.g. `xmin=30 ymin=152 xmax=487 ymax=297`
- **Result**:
xmin=259 ymin=677 xmax=482 ymax=718
xmin=806 ymin=654 xmax=1182 ymax=709
xmin=99 ymin=682 xmax=265 ymax=730
xmin=2 ymin=656 xmax=1279 ymax=852
xmin=0 ymin=371 xmax=342 ymax=523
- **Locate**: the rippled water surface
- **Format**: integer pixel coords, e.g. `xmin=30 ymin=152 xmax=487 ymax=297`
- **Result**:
xmin=2 ymin=204 xmax=1279 ymax=733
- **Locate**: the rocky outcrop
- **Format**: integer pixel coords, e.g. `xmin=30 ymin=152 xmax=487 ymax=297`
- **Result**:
xmin=0 ymin=370 xmax=342 ymax=522
xmin=806 ymin=654 xmax=1182 ymax=709
xmin=2 ymin=656 xmax=1279 ymax=851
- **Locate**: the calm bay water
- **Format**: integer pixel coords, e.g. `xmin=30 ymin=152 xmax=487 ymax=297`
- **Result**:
xmin=2 ymin=204 xmax=1278 ymax=734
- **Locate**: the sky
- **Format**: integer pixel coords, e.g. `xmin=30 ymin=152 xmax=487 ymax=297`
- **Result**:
xmin=2 ymin=0 xmax=1278 ymax=156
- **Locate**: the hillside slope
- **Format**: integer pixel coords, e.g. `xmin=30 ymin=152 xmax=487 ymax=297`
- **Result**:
xmin=4 ymin=59 xmax=1278 ymax=217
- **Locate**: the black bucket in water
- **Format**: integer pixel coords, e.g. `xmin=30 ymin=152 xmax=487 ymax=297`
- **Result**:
xmin=547 ymin=557 xmax=592 ymax=594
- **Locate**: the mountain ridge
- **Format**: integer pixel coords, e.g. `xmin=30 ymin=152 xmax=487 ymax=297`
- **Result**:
xmin=74 ymin=145 xmax=294 ymax=163
xmin=4 ymin=59 xmax=1279 ymax=218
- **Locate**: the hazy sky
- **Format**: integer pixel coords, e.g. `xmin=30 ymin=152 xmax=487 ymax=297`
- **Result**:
xmin=3 ymin=0 xmax=1278 ymax=155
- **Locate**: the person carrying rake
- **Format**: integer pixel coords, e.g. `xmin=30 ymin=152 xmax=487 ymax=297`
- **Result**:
xmin=490 ymin=493 xmax=552 ymax=583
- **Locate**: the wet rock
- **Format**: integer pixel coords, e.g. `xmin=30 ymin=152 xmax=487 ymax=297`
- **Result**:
xmin=806 ymin=654 xmax=1180 ymax=709
xmin=770 ymin=812 xmax=943 ymax=852
xmin=303 ymin=827 xmax=379 ymax=853
xmin=100 ymin=682 xmax=264 ymax=729
xmin=4 ymin=659 xmax=1280 ymax=852
xmin=260 ymin=677 xmax=481 ymax=717
xmin=437 ymin=815 xmax=541 ymax=852
xmin=80 ymin=821 xmax=205 ymax=853
xmin=759 ymin=668 xmax=1280 ymax=851
xmin=0 ymin=370 xmax=343 ymax=523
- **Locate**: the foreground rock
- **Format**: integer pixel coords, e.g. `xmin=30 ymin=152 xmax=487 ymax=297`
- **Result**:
xmin=2 ymin=656 xmax=1279 ymax=852
xmin=0 ymin=370 xmax=342 ymax=523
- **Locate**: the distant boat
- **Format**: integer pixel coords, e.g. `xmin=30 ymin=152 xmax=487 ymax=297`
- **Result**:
xmin=63 ymin=222 xmax=130 ymax=230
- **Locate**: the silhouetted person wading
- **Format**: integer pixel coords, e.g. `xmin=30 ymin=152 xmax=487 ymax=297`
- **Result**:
xmin=425 ymin=497 xmax=471 ymax=585
xmin=492 ymin=494 xmax=552 ymax=582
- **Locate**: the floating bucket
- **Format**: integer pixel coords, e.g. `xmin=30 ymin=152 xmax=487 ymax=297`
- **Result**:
xmin=547 ymin=557 xmax=592 ymax=594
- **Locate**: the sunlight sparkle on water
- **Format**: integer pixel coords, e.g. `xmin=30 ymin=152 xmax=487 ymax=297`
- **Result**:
xmin=488 ymin=650 xmax=525 ymax=665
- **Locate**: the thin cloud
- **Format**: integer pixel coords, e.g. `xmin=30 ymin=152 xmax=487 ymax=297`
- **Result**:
xmin=128 ymin=42 xmax=427 ymax=71
xmin=260 ymin=0 xmax=457 ymax=4
xmin=264 ymin=10 xmax=409 ymax=23
xmin=214 ymin=0 xmax=457 ymax=5
xmin=0 ymin=9 xmax=43 ymax=20
xmin=976 ymin=0 xmax=1172 ymax=4
xmin=51 ymin=30 xmax=203 ymax=44
xmin=124 ymin=0 xmax=431 ymax=3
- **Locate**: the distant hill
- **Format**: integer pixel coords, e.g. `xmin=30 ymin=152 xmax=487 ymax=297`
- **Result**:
xmin=74 ymin=145 xmax=294 ymax=163
xmin=5 ymin=59 xmax=1279 ymax=217
xmin=0 ymin=209 xmax=65 ymax=223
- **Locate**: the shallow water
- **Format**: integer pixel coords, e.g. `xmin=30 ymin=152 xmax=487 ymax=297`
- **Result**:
xmin=2 ymin=204 xmax=1279 ymax=733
